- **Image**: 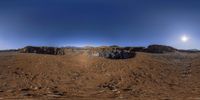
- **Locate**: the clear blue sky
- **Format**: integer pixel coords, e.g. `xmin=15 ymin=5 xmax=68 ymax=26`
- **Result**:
xmin=0 ymin=0 xmax=200 ymax=49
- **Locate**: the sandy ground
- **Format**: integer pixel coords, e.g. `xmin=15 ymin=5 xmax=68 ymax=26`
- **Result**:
xmin=0 ymin=52 xmax=200 ymax=99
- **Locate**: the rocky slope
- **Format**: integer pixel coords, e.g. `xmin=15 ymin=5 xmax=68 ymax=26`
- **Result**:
xmin=19 ymin=44 xmax=178 ymax=59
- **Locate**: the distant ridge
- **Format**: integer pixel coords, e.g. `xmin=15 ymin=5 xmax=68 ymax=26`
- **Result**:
xmin=179 ymin=49 xmax=200 ymax=53
xmin=1 ymin=44 xmax=200 ymax=54
xmin=0 ymin=49 xmax=18 ymax=52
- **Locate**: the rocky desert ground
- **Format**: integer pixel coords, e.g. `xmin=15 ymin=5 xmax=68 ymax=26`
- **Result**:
xmin=0 ymin=45 xmax=200 ymax=100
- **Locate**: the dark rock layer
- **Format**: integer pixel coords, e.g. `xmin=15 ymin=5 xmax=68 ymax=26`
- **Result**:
xmin=19 ymin=44 xmax=178 ymax=58
xmin=90 ymin=48 xmax=136 ymax=59
xmin=98 ymin=50 xmax=135 ymax=59
xmin=146 ymin=45 xmax=177 ymax=53
xmin=20 ymin=46 xmax=65 ymax=55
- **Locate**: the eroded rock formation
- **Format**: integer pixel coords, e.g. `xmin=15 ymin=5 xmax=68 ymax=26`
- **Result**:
xmin=19 ymin=44 xmax=178 ymax=58
xmin=20 ymin=46 xmax=65 ymax=55
xmin=89 ymin=47 xmax=136 ymax=59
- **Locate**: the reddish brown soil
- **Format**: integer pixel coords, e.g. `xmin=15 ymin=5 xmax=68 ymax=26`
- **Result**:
xmin=0 ymin=52 xmax=200 ymax=99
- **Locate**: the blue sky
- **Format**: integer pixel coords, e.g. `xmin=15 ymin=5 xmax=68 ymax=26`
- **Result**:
xmin=0 ymin=0 xmax=200 ymax=49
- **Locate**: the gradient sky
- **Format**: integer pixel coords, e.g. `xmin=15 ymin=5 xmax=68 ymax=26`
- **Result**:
xmin=1 ymin=0 xmax=200 ymax=49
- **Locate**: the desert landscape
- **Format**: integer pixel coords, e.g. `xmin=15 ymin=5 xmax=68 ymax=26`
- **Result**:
xmin=0 ymin=45 xmax=200 ymax=100
xmin=1 ymin=0 xmax=200 ymax=99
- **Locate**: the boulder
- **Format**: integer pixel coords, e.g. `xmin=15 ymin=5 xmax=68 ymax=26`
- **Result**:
xmin=146 ymin=45 xmax=177 ymax=53
xmin=90 ymin=47 xmax=135 ymax=59
xmin=20 ymin=46 xmax=65 ymax=55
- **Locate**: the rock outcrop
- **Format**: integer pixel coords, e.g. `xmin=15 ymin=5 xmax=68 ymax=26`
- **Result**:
xmin=146 ymin=45 xmax=177 ymax=53
xmin=89 ymin=47 xmax=136 ymax=59
xmin=20 ymin=46 xmax=65 ymax=55
xmin=19 ymin=44 xmax=178 ymax=57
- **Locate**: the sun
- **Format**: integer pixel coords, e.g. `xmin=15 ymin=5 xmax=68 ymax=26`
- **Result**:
xmin=181 ymin=35 xmax=188 ymax=42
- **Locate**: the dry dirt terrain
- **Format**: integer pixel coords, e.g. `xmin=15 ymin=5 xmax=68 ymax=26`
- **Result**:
xmin=0 ymin=51 xmax=200 ymax=99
